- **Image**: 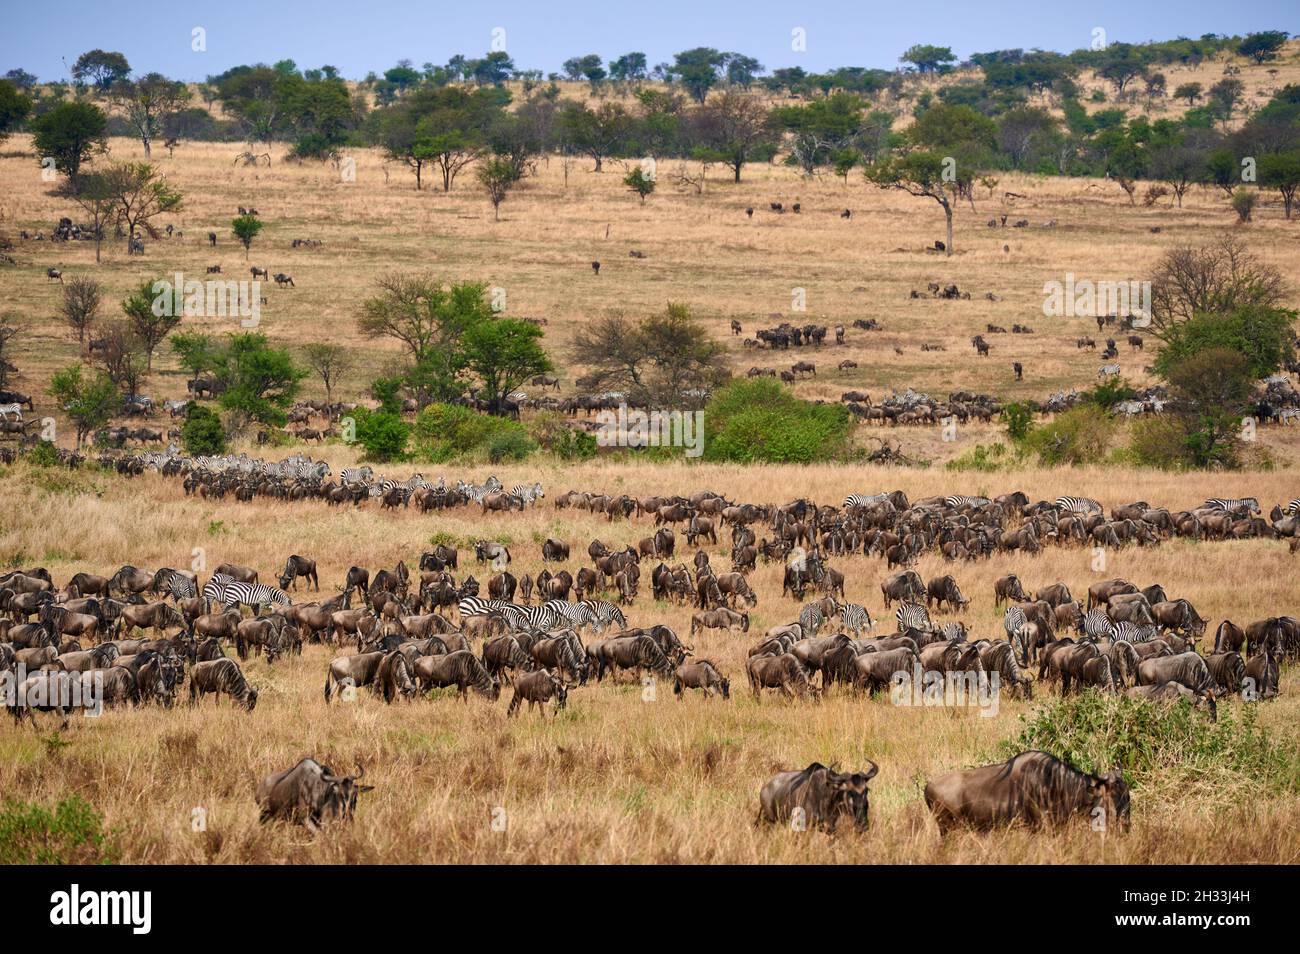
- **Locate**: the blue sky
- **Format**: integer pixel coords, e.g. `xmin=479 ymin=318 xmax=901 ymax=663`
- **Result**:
xmin=0 ymin=0 xmax=1293 ymax=81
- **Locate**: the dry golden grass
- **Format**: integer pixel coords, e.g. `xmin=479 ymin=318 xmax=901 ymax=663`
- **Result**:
xmin=0 ymin=457 xmax=1297 ymax=863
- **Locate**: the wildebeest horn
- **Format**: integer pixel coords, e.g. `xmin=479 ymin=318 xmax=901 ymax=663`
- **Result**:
xmin=862 ymin=760 xmax=879 ymax=781
xmin=353 ymin=763 xmax=365 ymax=781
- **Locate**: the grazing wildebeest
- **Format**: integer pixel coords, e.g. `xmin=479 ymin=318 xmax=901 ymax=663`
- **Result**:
xmin=747 ymin=653 xmax=816 ymax=700
xmin=507 ymin=668 xmax=568 ymax=717
xmin=1136 ymin=651 xmax=1210 ymax=692
xmin=189 ymin=658 xmax=258 ymax=710
xmin=756 ymin=761 xmax=878 ymax=833
xmin=924 ymin=751 xmax=1130 ymax=832
xmin=1127 ymin=682 xmax=1217 ymax=721
xmin=279 ymin=554 xmax=319 ymax=591
xmin=413 ymin=651 xmax=500 ymax=700
xmin=673 ymin=659 xmax=729 ymax=699
xmin=691 ymin=607 xmax=749 ymax=636
xmin=255 ymin=759 xmax=372 ymax=830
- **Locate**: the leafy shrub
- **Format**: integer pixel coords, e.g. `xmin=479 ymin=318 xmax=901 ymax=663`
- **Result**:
xmin=702 ymin=379 xmax=854 ymax=464
xmin=352 ymin=408 xmax=410 ymax=462
xmin=1231 ymin=186 xmax=1257 ymax=222
xmin=528 ymin=412 xmax=597 ymax=461
xmin=413 ymin=403 xmax=533 ymax=463
xmin=0 ymin=796 xmax=119 ymax=864
xmin=1000 ymin=693 xmax=1296 ymax=807
xmin=946 ymin=441 xmax=1016 ymax=472
xmin=1083 ymin=376 xmax=1138 ymax=410
xmin=1024 ymin=404 xmax=1116 ymax=465
xmin=27 ymin=441 xmax=60 ymax=468
xmin=1000 ymin=402 xmax=1034 ymax=441
xmin=180 ymin=404 xmax=226 ymax=456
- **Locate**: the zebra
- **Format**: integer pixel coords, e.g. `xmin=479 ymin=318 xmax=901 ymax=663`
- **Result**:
xmin=459 ymin=596 xmax=523 ymax=621
xmin=1003 ymin=604 xmax=1028 ymax=640
xmin=543 ymin=599 xmax=601 ymax=632
xmin=799 ymin=600 xmax=837 ymax=636
xmin=844 ymin=492 xmax=890 ymax=510
xmin=220 ymin=580 xmax=291 ymax=612
xmin=895 ymin=601 xmax=932 ymax=634
xmin=583 ymin=599 xmax=627 ymax=632
xmin=1098 ymin=363 xmax=1120 ymax=378
xmin=943 ymin=495 xmax=990 ymax=510
xmin=1108 ymin=621 xmax=1159 ymax=643
xmin=1055 ymin=495 xmax=1102 ymax=515
xmin=0 ymin=403 xmax=23 ymax=422
xmin=339 ymin=466 xmax=374 ymax=486
xmin=1286 ymin=499 xmax=1300 ymax=516
xmin=510 ymin=482 xmax=545 ymax=505
xmin=839 ymin=602 xmax=874 ymax=636
xmin=157 ymin=569 xmax=196 ymax=604
xmin=1201 ymin=497 xmax=1261 ymax=514
xmin=939 ymin=621 xmax=967 ymax=642
xmin=1079 ymin=608 xmax=1112 ymax=641
xmin=202 ymin=573 xmax=234 ymax=610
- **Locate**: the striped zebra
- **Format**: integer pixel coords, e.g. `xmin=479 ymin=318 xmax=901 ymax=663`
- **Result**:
xmin=458 ymin=596 xmax=527 ymax=623
xmin=510 ymin=482 xmax=545 ymax=505
xmin=220 ymin=580 xmax=291 ymax=612
xmin=939 ymin=621 xmax=967 ymax=641
xmin=1055 ymin=495 xmax=1102 ymax=515
xmin=944 ymin=495 xmax=990 ymax=510
xmin=895 ymin=601 xmax=932 ymax=634
xmin=1098 ymin=363 xmax=1120 ymax=378
xmin=0 ymin=402 xmax=23 ymax=421
xmin=839 ymin=602 xmax=874 ymax=635
xmin=1079 ymin=608 xmax=1112 ymax=641
xmin=340 ymin=466 xmax=374 ymax=486
xmin=583 ymin=599 xmax=627 ymax=631
xmin=157 ymin=569 xmax=196 ymax=603
xmin=202 ymin=573 xmax=234 ymax=609
xmin=1201 ymin=497 xmax=1260 ymax=514
xmin=1286 ymin=499 xmax=1300 ymax=516
xmin=844 ymin=492 xmax=890 ymax=510
xmin=544 ymin=599 xmax=602 ymax=632
xmin=1108 ymin=621 xmax=1159 ymax=643
xmin=799 ymin=600 xmax=837 ymax=636
xmin=1003 ymin=604 xmax=1028 ymax=640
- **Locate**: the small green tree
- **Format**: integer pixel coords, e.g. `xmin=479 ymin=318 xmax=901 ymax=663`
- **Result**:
xmin=1163 ymin=347 xmax=1255 ymax=469
xmin=29 ymin=101 xmax=108 ymax=178
xmin=231 ymin=214 xmax=264 ymax=260
xmin=170 ymin=331 xmax=225 ymax=379
xmin=0 ymin=79 xmax=33 ymax=145
xmin=624 ymin=166 xmax=656 ymax=203
xmin=218 ymin=333 xmax=307 ymax=427
xmin=121 ymin=279 xmax=180 ymax=371
xmin=103 ymin=162 xmax=183 ymax=254
xmin=476 ymin=156 xmax=517 ymax=220
xmin=1258 ymin=152 xmax=1300 ymax=219
xmin=49 ymin=365 xmax=119 ymax=449
xmin=353 ymin=408 xmax=410 ymax=461
xmin=462 ymin=318 xmax=552 ymax=416
xmin=1231 ymin=186 xmax=1257 ymax=222
xmin=180 ymin=404 xmax=227 ymax=455
xmin=1000 ymin=402 xmax=1034 ymax=442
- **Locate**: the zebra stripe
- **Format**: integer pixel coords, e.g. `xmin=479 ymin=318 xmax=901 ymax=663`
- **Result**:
xmin=1055 ymin=495 xmax=1102 ymax=515
xmin=543 ymin=599 xmax=601 ymax=631
xmin=1201 ymin=497 xmax=1260 ymax=514
xmin=340 ymin=466 xmax=373 ymax=486
xmin=582 ymin=599 xmax=626 ymax=631
xmin=510 ymin=482 xmax=545 ymax=505
xmin=944 ymin=495 xmax=990 ymax=510
xmin=1098 ymin=363 xmax=1120 ymax=377
xmin=843 ymin=492 xmax=889 ymax=510
xmin=896 ymin=601 xmax=932 ymax=634
xmin=1286 ymin=499 xmax=1300 ymax=516
xmin=219 ymin=581 xmax=291 ymax=611
xmin=1080 ymin=608 xmax=1111 ymax=641
xmin=1003 ymin=605 xmax=1028 ymax=640
xmin=799 ymin=601 xmax=832 ymax=636
xmin=1108 ymin=621 xmax=1159 ymax=643
xmin=839 ymin=603 xmax=873 ymax=635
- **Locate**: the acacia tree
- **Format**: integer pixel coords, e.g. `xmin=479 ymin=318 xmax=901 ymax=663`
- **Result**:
xmin=232 ymin=214 xmax=264 ymax=259
xmin=59 ymin=276 xmax=102 ymax=344
xmin=95 ymin=323 xmax=148 ymax=398
xmin=1259 ymin=152 xmax=1300 ymax=219
xmin=477 ymin=156 xmax=517 ymax=220
xmin=57 ymin=172 xmax=115 ymax=262
xmin=462 ymin=318 xmax=552 ymax=415
xmin=103 ymin=162 xmax=183 ymax=253
xmin=867 ymin=151 xmax=957 ymax=255
xmin=302 ymin=342 xmax=353 ymax=401
xmin=107 ymin=73 xmax=190 ymax=157
xmin=692 ymin=89 xmax=772 ymax=183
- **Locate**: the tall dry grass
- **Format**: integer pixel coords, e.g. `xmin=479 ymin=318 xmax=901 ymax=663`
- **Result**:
xmin=0 ymin=457 xmax=1296 ymax=863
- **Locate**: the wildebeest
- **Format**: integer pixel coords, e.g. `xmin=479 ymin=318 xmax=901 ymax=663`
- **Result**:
xmin=189 ymin=658 xmax=258 ymax=711
xmin=1127 ymin=682 xmax=1217 ymax=721
xmin=924 ymin=750 xmax=1130 ymax=832
xmin=1136 ymin=651 xmax=1210 ymax=692
xmin=673 ymin=659 xmax=729 ymax=699
xmin=506 ymin=668 xmax=568 ymax=717
xmin=413 ymin=650 xmax=500 ymax=700
xmin=756 ymin=761 xmax=878 ymax=833
xmin=691 ymin=607 xmax=749 ymax=636
xmin=255 ymin=758 xmax=372 ymax=830
xmin=747 ymin=653 xmax=816 ymax=700
xmin=279 ymin=554 xmax=319 ymax=591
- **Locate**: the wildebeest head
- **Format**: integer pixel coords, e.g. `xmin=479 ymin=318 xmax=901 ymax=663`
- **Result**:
xmin=1089 ymin=767 xmax=1131 ymax=831
xmin=321 ymin=765 xmax=375 ymax=822
xmin=828 ymin=761 xmax=879 ymax=831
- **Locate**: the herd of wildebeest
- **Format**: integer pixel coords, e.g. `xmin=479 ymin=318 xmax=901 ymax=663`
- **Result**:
xmin=2 ymin=459 xmax=1296 ymax=834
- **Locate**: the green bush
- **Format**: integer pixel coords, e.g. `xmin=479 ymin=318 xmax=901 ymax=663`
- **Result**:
xmin=1024 ymin=404 xmax=1116 ymax=466
xmin=528 ymin=412 xmax=597 ymax=461
xmin=1000 ymin=693 xmax=1296 ymax=807
xmin=412 ymin=403 xmax=533 ymax=463
xmin=353 ymin=408 xmax=410 ymax=462
xmin=180 ymin=404 xmax=227 ymax=455
xmin=946 ymin=441 xmax=1017 ymax=472
xmin=1000 ymin=402 xmax=1034 ymax=441
xmin=27 ymin=441 xmax=60 ymax=467
xmin=0 ymin=796 xmax=119 ymax=864
xmin=702 ymin=379 xmax=854 ymax=464
xmin=1083 ymin=376 xmax=1138 ymax=410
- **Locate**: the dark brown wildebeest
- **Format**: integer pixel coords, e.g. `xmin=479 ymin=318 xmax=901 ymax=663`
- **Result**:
xmin=1205 ymin=652 xmax=1245 ymax=696
xmin=108 ymin=565 xmax=153 ymax=598
xmin=117 ymin=601 xmax=185 ymax=638
xmin=1088 ymin=577 xmax=1136 ymax=610
xmin=924 ymin=750 xmax=1130 ymax=833
xmin=747 ymin=653 xmax=816 ymax=700
xmin=1137 ymin=651 xmax=1210 ymax=692
xmin=715 ymin=572 xmax=757 ymax=608
xmin=542 ymin=538 xmax=569 ymax=562
xmin=925 ymin=575 xmax=968 ymax=613
xmin=1127 ymin=682 xmax=1216 ymax=721
xmin=481 ymin=634 xmax=535 ymax=684
xmin=374 ymin=650 xmax=418 ymax=703
xmin=976 ymin=640 xmax=1033 ymax=699
xmin=1244 ymin=648 xmax=1279 ymax=699
xmin=324 ymin=652 xmax=385 ymax=701
xmin=1035 ymin=582 xmax=1073 ymax=607
xmin=189 ymin=658 xmax=258 ymax=710
xmin=757 ymin=761 xmax=878 ymax=833
xmin=673 ymin=659 xmax=730 ymax=699
xmin=591 ymin=634 xmax=674 ymax=682
xmin=256 ymin=758 xmax=372 ymax=830
xmin=7 ymin=670 xmax=84 ymax=727
xmin=507 ymin=668 xmax=568 ymax=717
xmin=993 ymin=574 xmax=1028 ymax=607
xmin=1213 ymin=619 xmax=1245 ymax=654
xmin=413 ymin=651 xmax=500 ymax=700
xmin=194 ymin=609 xmax=242 ymax=644
xmin=68 ymin=572 xmax=111 ymax=597
xmin=279 ymin=554 xmax=319 ymax=591
xmin=215 ymin=562 xmax=258 ymax=584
